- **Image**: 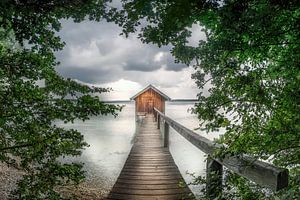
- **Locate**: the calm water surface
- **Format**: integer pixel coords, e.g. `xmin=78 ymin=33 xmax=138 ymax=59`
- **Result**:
xmin=58 ymin=101 xmax=221 ymax=196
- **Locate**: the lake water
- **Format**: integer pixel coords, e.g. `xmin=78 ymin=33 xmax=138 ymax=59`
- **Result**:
xmin=58 ymin=101 xmax=221 ymax=197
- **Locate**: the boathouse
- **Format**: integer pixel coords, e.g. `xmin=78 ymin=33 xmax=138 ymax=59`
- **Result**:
xmin=130 ymin=84 xmax=171 ymax=115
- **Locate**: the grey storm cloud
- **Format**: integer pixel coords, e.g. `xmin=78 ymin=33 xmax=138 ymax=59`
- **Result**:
xmin=53 ymin=19 xmax=207 ymax=100
xmin=123 ymin=61 xmax=161 ymax=72
xmin=54 ymin=19 xmax=190 ymax=85
xmin=161 ymin=53 xmax=187 ymax=72
xmin=56 ymin=66 xmax=121 ymax=84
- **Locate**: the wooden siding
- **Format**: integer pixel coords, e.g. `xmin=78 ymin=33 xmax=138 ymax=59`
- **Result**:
xmin=135 ymin=88 xmax=165 ymax=114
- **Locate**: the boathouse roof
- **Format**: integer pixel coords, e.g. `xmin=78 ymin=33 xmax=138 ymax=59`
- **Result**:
xmin=130 ymin=84 xmax=171 ymax=101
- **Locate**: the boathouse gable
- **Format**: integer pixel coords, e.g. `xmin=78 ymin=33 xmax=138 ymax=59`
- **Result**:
xmin=130 ymin=85 xmax=170 ymax=115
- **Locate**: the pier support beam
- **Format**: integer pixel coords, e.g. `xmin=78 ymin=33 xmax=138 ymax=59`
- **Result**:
xmin=206 ymin=156 xmax=223 ymax=199
xmin=164 ymin=122 xmax=169 ymax=147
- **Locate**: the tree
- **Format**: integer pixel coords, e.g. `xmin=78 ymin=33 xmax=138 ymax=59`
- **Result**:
xmin=111 ymin=0 xmax=300 ymax=198
xmin=0 ymin=0 xmax=121 ymax=199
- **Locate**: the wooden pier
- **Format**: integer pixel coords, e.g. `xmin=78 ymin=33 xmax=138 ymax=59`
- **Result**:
xmin=107 ymin=106 xmax=288 ymax=200
xmin=107 ymin=86 xmax=288 ymax=199
xmin=107 ymin=114 xmax=194 ymax=200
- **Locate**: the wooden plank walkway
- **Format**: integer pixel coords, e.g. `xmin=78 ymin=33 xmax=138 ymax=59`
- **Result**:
xmin=107 ymin=114 xmax=194 ymax=200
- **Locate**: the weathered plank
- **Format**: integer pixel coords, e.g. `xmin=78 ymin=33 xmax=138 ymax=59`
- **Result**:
xmin=112 ymin=184 xmax=184 ymax=190
xmin=154 ymin=108 xmax=289 ymax=191
xmin=115 ymin=179 xmax=183 ymax=185
xmin=107 ymin=114 xmax=194 ymax=200
xmin=107 ymin=193 xmax=193 ymax=200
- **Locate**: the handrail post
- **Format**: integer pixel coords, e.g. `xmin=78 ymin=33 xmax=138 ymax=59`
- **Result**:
xmin=164 ymin=121 xmax=169 ymax=148
xmin=157 ymin=114 xmax=160 ymax=129
xmin=206 ymin=156 xmax=223 ymax=199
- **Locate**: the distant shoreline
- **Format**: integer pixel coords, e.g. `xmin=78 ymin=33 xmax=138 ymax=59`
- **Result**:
xmin=171 ymin=99 xmax=198 ymax=102
xmin=103 ymin=99 xmax=198 ymax=103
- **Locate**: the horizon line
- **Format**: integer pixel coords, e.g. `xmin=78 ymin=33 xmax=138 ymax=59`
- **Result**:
xmin=102 ymin=99 xmax=198 ymax=103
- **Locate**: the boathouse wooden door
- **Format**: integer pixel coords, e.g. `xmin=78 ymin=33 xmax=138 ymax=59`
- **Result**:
xmin=146 ymin=99 xmax=154 ymax=113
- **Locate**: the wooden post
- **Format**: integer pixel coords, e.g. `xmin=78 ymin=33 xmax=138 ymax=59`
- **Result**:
xmin=164 ymin=121 xmax=169 ymax=148
xmin=206 ymin=156 xmax=223 ymax=199
xmin=135 ymin=101 xmax=138 ymax=122
xmin=157 ymin=114 xmax=160 ymax=129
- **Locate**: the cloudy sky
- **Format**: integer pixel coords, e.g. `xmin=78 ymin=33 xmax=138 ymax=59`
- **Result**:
xmin=55 ymin=19 xmax=206 ymax=100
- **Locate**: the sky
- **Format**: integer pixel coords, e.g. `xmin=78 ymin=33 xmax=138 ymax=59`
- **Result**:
xmin=55 ymin=19 xmax=206 ymax=100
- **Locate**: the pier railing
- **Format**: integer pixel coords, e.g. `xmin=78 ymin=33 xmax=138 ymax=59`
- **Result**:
xmin=153 ymin=108 xmax=288 ymax=199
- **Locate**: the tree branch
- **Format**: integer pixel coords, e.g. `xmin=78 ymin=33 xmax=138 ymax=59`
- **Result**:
xmin=0 ymin=143 xmax=34 ymax=151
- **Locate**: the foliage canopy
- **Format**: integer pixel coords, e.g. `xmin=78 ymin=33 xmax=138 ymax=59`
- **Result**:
xmin=0 ymin=0 xmax=121 ymax=199
xmin=1 ymin=0 xmax=299 ymax=199
xmin=111 ymin=0 xmax=300 ymax=198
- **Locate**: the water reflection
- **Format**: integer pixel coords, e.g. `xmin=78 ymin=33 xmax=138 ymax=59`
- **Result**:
xmin=58 ymin=101 xmax=221 ymax=197
xmin=57 ymin=103 xmax=136 ymax=191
